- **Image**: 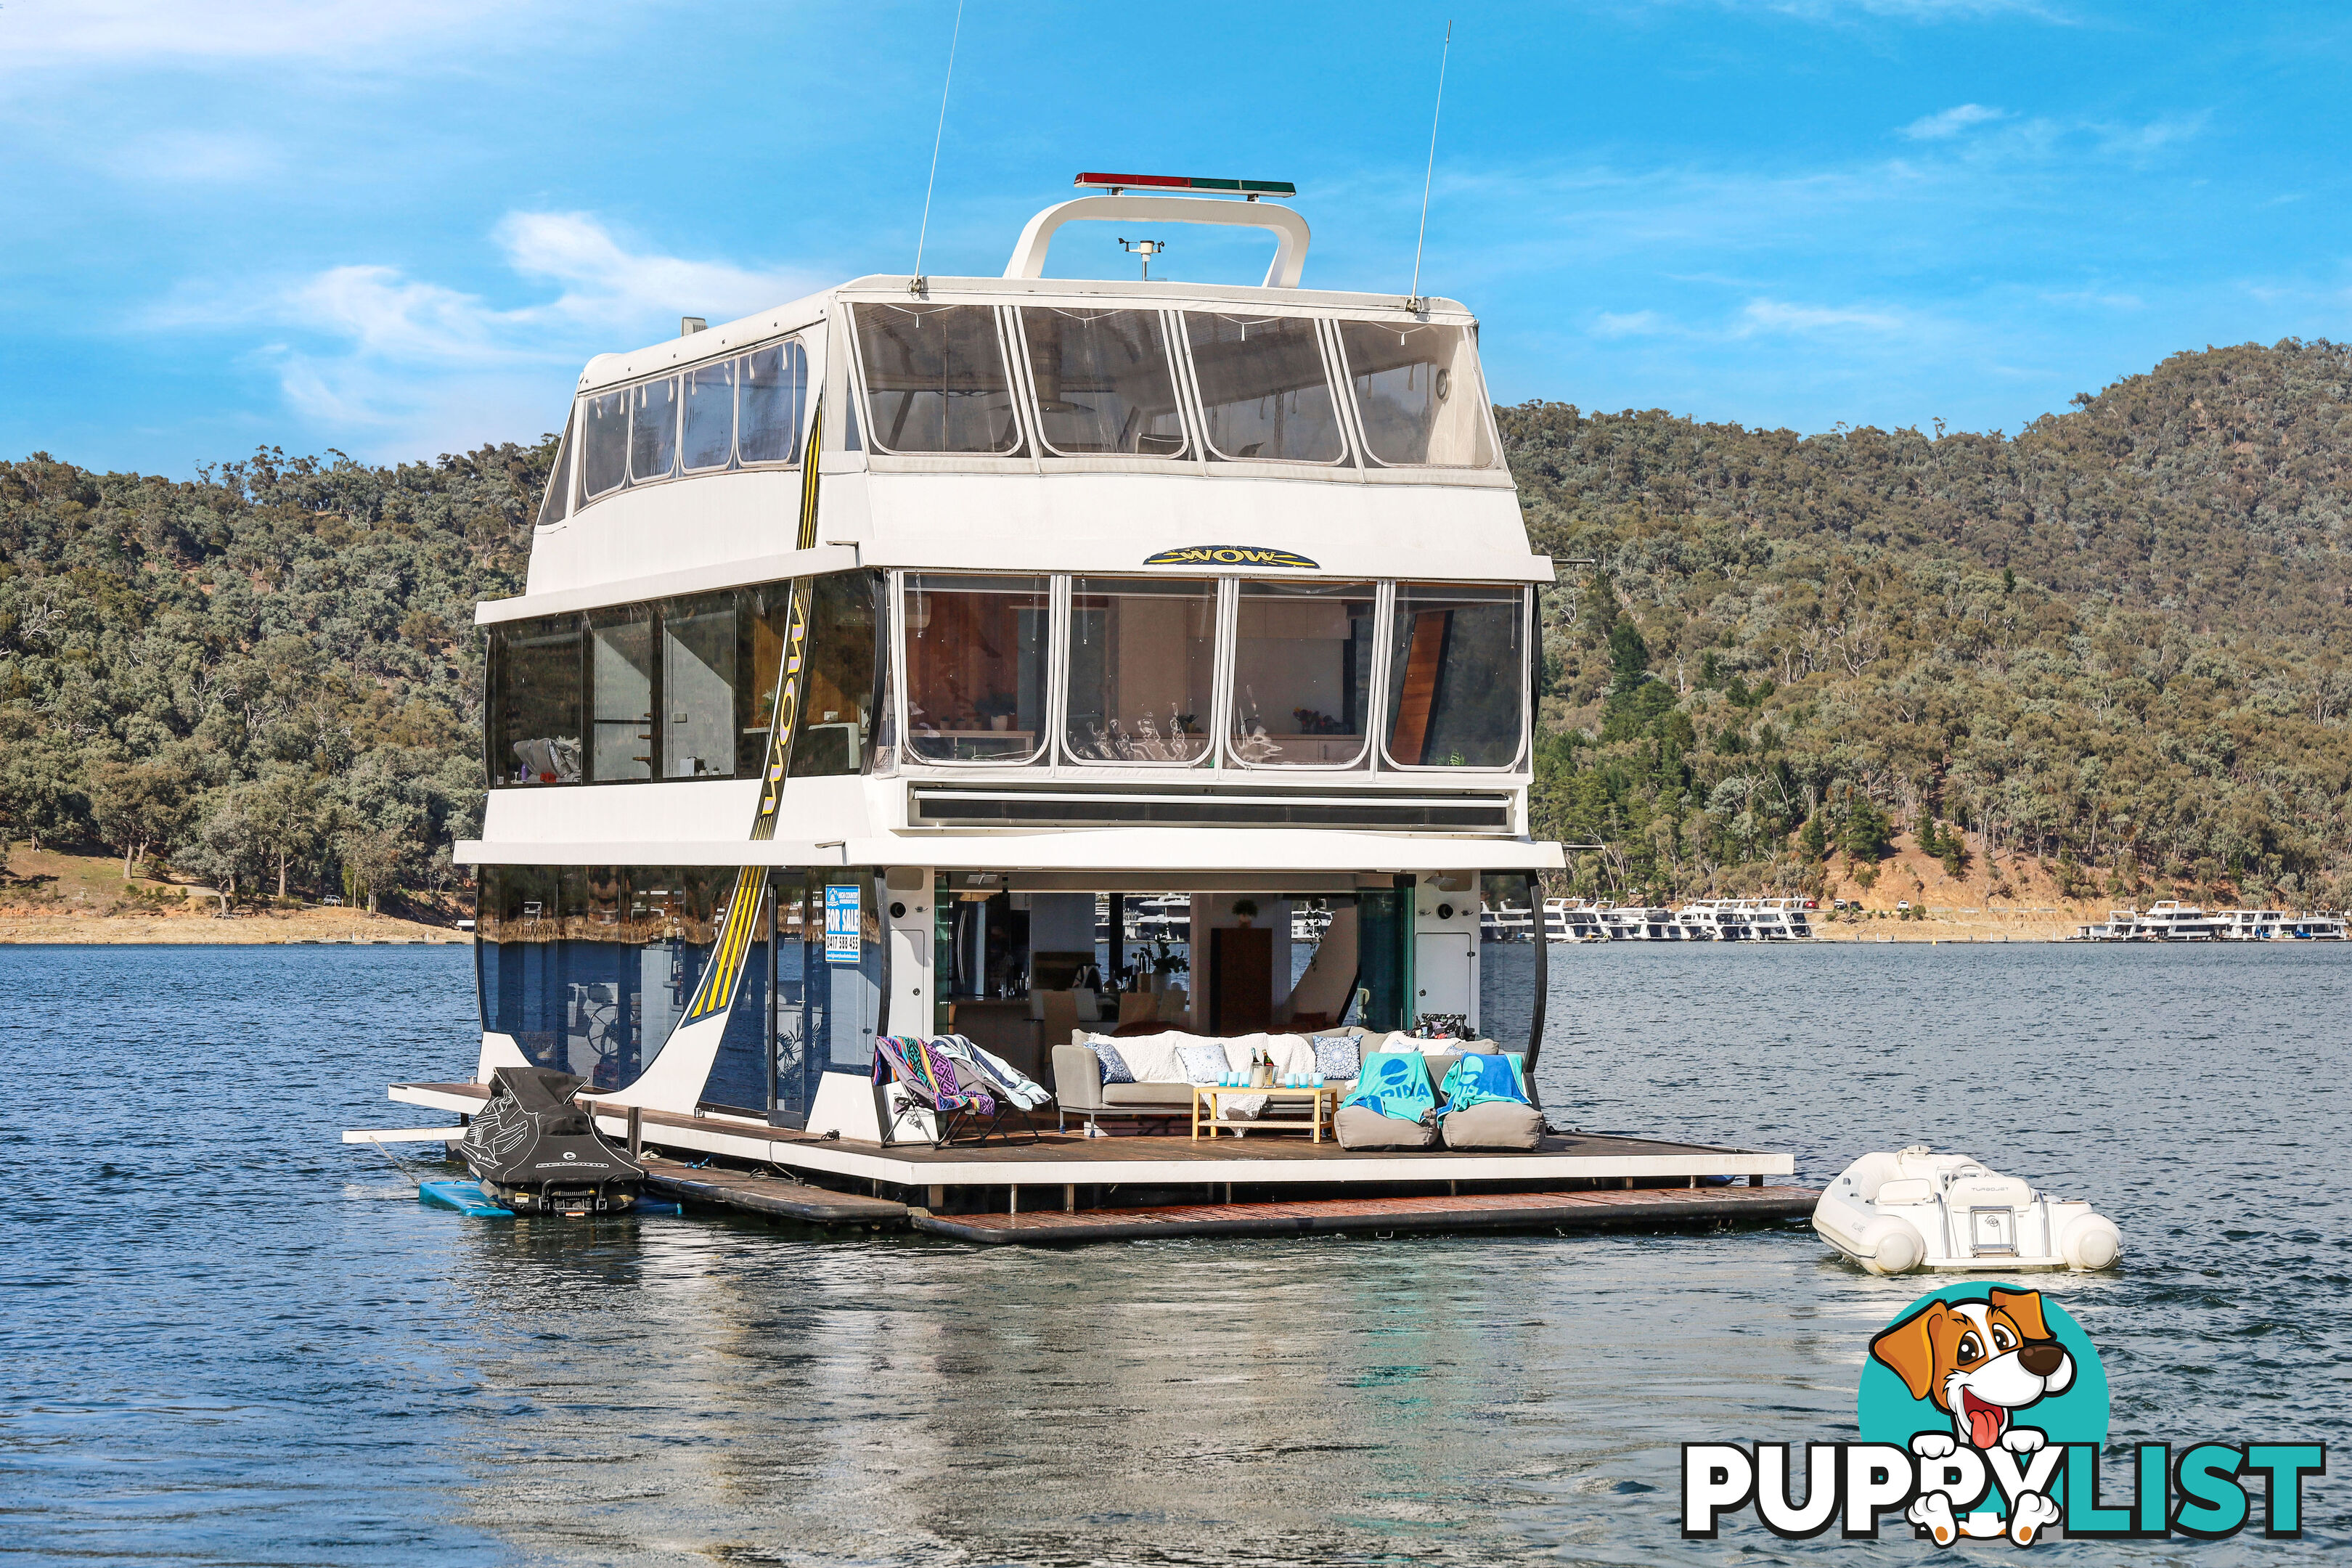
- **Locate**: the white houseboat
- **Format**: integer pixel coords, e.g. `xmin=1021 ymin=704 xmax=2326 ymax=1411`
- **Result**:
xmin=380 ymin=176 xmax=1794 ymax=1224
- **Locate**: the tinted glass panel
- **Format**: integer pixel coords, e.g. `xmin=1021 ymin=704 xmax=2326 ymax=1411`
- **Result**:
xmin=1385 ymin=584 xmax=1527 ymax=768
xmin=737 ymin=581 xmax=795 ymax=777
xmin=661 ymin=592 xmax=735 ymax=778
xmin=681 ymin=361 xmax=734 ymax=472
xmin=536 ymin=417 xmax=573 ymax=526
xmin=629 ymin=377 xmax=679 ymax=482
xmin=1065 ymin=577 xmax=1216 ymax=764
xmin=792 ymin=573 xmax=881 ymax=777
xmin=1183 ymin=313 xmax=1344 ymax=463
xmin=854 ymin=304 xmax=1023 ymax=455
xmin=476 ymin=865 xmax=732 ymax=1093
xmin=1231 ymin=581 xmax=1377 ymax=767
xmin=491 ymin=617 xmax=581 ymax=786
xmin=588 ymin=607 xmax=656 ymax=781
xmin=1018 ymin=308 xmax=1187 ymax=457
xmin=904 ymin=573 xmax=1050 ymax=762
xmin=738 ymin=341 xmax=806 ymax=465
xmin=1339 ymin=321 xmax=1494 ymax=467
xmin=581 ymin=390 xmax=629 ymax=497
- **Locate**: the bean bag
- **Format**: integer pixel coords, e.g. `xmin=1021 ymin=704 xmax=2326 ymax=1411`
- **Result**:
xmin=1336 ymin=1053 xmax=1439 ymax=1150
xmin=1437 ymin=1053 xmax=1543 ymax=1151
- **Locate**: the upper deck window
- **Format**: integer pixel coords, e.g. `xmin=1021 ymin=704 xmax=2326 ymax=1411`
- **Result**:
xmin=629 ymin=377 xmax=679 ymax=483
xmin=681 ymin=361 xmax=734 ymax=473
xmin=1182 ymin=313 xmax=1346 ymax=465
xmin=854 ymin=304 xmax=1024 ymax=456
xmin=738 ymin=341 xmax=807 ymax=465
xmin=581 ymin=390 xmax=629 ymax=499
xmin=1336 ymin=322 xmax=1495 ymax=468
xmin=1017 ymin=309 xmax=1188 ymax=458
xmin=536 ymin=414 xmax=574 ymax=526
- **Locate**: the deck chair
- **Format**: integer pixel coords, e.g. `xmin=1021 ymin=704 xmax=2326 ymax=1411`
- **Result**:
xmin=871 ymin=1034 xmax=1032 ymax=1148
xmin=931 ymin=1034 xmax=1049 ymax=1140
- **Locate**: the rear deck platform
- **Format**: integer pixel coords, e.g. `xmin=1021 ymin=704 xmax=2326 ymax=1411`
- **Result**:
xmin=390 ymin=1086 xmax=1797 ymax=1222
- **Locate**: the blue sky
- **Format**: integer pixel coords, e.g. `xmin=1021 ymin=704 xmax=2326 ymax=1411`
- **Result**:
xmin=5 ymin=1 xmax=2350 ymax=473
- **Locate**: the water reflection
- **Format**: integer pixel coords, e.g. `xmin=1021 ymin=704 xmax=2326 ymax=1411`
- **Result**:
xmin=4 ymin=945 xmax=2347 ymax=1565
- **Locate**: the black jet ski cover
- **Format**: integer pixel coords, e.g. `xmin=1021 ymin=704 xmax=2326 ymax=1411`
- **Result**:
xmin=460 ymin=1066 xmax=646 ymax=1215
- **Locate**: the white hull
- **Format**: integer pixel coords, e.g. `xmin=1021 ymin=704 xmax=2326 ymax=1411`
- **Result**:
xmin=1813 ymin=1146 xmax=2121 ymax=1274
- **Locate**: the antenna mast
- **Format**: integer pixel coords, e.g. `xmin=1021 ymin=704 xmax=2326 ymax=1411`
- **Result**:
xmin=911 ymin=0 xmax=966 ymax=296
xmin=1406 ymin=20 xmax=1452 ymax=314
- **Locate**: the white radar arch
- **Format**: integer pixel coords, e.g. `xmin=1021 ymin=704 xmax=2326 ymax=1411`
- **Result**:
xmin=1003 ymin=195 xmax=1311 ymax=288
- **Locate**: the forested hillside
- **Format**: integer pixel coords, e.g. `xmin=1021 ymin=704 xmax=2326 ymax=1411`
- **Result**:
xmin=1520 ymin=338 xmax=2352 ymax=908
xmin=0 ymin=443 xmax=550 ymax=910
xmin=4 ymin=338 xmax=2351 ymax=912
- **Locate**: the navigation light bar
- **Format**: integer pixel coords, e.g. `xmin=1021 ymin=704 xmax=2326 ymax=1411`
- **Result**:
xmin=1074 ymin=172 xmax=1296 ymax=198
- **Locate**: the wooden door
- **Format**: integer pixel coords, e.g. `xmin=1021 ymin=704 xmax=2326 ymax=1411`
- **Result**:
xmin=1209 ymin=926 xmax=1273 ymax=1034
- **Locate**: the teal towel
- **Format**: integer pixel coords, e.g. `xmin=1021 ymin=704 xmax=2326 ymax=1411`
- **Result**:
xmin=1342 ymin=1052 xmax=1436 ymax=1123
xmin=1440 ymin=1052 xmax=1530 ymax=1113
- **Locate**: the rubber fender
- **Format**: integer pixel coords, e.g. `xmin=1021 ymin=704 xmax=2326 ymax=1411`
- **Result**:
xmin=1858 ymin=1213 xmax=1927 ymax=1274
xmin=2059 ymin=1212 xmax=2122 ymax=1270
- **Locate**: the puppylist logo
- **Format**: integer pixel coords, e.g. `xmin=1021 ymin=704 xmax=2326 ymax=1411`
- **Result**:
xmin=1683 ymin=1284 xmax=2326 ymax=1546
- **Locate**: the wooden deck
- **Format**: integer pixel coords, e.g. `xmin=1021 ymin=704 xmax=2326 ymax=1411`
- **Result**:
xmin=637 ymin=1155 xmax=909 ymax=1225
xmin=388 ymin=1081 xmax=1795 ymax=1189
xmin=912 ymin=1183 xmax=1821 ymax=1245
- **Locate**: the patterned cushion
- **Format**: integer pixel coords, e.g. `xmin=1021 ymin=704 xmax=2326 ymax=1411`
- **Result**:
xmin=1091 ymin=1042 xmax=1135 ymax=1085
xmin=1175 ymin=1042 xmax=1230 ymax=1084
xmin=1310 ymin=1035 xmax=1362 ymax=1080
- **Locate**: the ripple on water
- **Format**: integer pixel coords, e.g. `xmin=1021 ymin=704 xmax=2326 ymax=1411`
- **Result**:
xmin=1 ymin=942 xmax=2345 ymax=1564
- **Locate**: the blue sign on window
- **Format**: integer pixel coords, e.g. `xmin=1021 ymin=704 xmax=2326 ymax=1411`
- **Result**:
xmin=824 ymin=884 xmax=862 ymax=965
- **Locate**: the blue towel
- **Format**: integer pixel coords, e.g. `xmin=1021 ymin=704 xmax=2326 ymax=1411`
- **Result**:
xmin=1439 ymin=1052 xmax=1530 ymax=1113
xmin=1342 ymin=1052 xmax=1436 ymax=1123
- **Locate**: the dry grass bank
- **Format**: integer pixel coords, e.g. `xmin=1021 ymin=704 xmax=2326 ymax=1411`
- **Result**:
xmin=0 ymin=849 xmax=467 ymax=945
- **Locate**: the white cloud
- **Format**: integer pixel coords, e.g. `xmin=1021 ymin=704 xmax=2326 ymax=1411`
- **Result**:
xmin=1736 ymin=298 xmax=1905 ymax=334
xmin=1593 ymin=310 xmax=1670 ymax=338
xmin=2093 ymin=113 xmax=2210 ymax=158
xmin=159 ymin=211 xmax=817 ymax=456
xmin=97 ymin=130 xmax=282 ymax=182
xmin=0 ymin=0 xmax=547 ymax=68
xmin=1900 ymin=103 xmax=2008 ymax=140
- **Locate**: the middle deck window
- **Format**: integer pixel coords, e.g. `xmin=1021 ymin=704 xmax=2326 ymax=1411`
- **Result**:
xmin=1065 ymin=578 xmax=1217 ymax=765
xmin=1230 ymin=580 xmax=1377 ymax=768
xmin=905 ymin=573 xmax=1050 ymax=763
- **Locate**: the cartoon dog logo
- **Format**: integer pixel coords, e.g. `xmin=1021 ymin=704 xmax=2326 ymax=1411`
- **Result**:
xmin=1869 ymin=1287 xmax=2073 ymax=1545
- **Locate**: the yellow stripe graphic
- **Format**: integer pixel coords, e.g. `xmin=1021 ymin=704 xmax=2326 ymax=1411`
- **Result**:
xmin=679 ymin=399 xmax=829 ymax=1027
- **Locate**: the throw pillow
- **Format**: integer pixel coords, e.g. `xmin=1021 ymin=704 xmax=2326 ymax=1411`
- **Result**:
xmin=1174 ymin=1042 xmax=1230 ymax=1084
xmin=1091 ymin=1041 xmax=1135 ymax=1085
xmin=1310 ymin=1035 xmax=1361 ymax=1080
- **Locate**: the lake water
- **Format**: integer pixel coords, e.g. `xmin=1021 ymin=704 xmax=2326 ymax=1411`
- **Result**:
xmin=2 ymin=943 xmax=2343 ymax=1564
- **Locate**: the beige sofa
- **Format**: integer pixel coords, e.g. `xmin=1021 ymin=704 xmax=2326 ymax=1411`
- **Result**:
xmin=1049 ymin=1028 xmax=1507 ymax=1135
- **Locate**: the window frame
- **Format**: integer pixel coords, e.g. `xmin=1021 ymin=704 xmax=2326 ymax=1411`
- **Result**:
xmin=852 ymin=303 xmax=1032 ymax=460
xmin=1328 ymin=318 xmax=1505 ymax=473
xmin=1221 ymin=577 xmax=1387 ymax=772
xmin=1175 ymin=307 xmax=1357 ymax=468
xmin=1056 ymin=573 xmax=1224 ymax=769
xmin=1375 ymin=582 xmax=1533 ymax=772
xmin=566 ymin=332 xmax=812 ymax=515
xmin=897 ymin=569 xmax=1057 ymax=767
xmin=1013 ymin=305 xmax=1193 ymax=462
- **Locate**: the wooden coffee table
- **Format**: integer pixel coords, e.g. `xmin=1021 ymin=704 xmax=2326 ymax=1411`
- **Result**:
xmin=1190 ymin=1083 xmax=1342 ymax=1142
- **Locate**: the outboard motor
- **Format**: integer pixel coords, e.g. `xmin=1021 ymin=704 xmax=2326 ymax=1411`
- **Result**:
xmin=460 ymin=1066 xmax=645 ymax=1216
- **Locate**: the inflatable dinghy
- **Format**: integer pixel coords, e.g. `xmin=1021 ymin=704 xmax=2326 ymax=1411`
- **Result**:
xmin=459 ymin=1066 xmax=645 ymax=1216
xmin=1813 ymin=1146 xmax=2120 ymax=1274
